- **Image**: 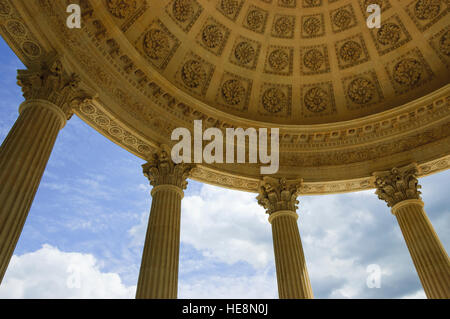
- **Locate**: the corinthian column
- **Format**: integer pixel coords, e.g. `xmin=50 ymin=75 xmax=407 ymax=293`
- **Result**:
xmin=0 ymin=56 xmax=83 ymax=283
xmin=257 ymin=177 xmax=313 ymax=299
xmin=136 ymin=146 xmax=193 ymax=299
xmin=374 ymin=164 xmax=450 ymax=299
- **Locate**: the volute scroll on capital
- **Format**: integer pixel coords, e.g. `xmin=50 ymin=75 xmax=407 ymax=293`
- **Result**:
xmin=16 ymin=53 xmax=88 ymax=120
xmin=142 ymin=144 xmax=195 ymax=190
xmin=373 ymin=163 xmax=422 ymax=208
xmin=256 ymin=176 xmax=303 ymax=215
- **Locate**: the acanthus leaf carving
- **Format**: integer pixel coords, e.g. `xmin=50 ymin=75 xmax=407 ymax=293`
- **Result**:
xmin=142 ymin=144 xmax=194 ymax=189
xmin=373 ymin=163 xmax=422 ymax=207
xmin=257 ymin=176 xmax=302 ymax=214
xmin=16 ymin=54 xmax=81 ymax=119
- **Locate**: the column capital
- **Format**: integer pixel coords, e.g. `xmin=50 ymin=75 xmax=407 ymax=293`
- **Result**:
xmin=256 ymin=176 xmax=302 ymax=215
xmin=16 ymin=53 xmax=83 ymax=120
xmin=142 ymin=145 xmax=194 ymax=190
xmin=373 ymin=163 xmax=422 ymax=208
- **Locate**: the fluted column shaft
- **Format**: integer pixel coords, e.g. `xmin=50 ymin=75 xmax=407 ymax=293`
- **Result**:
xmin=0 ymin=100 xmax=66 ymax=282
xmin=270 ymin=210 xmax=313 ymax=299
xmin=257 ymin=177 xmax=313 ymax=299
xmin=136 ymin=148 xmax=192 ymax=299
xmin=392 ymin=199 xmax=450 ymax=298
xmin=136 ymin=185 xmax=183 ymax=299
xmin=374 ymin=164 xmax=450 ymax=299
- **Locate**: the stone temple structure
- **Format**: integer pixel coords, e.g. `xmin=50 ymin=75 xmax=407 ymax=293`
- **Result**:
xmin=0 ymin=0 xmax=449 ymax=298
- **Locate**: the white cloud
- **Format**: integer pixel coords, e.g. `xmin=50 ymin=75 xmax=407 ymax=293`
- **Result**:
xmin=127 ymin=183 xmax=277 ymax=298
xmin=180 ymin=185 xmax=272 ymax=269
xmin=4 ymin=174 xmax=446 ymax=299
xmin=125 ymin=181 xmax=438 ymax=299
xmin=401 ymin=290 xmax=426 ymax=299
xmin=179 ymin=272 xmax=277 ymax=299
xmin=0 ymin=245 xmax=135 ymax=298
xmin=128 ymin=184 xmax=273 ymax=269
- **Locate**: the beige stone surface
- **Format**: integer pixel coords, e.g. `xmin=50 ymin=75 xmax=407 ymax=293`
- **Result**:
xmin=374 ymin=164 xmax=450 ymax=299
xmin=393 ymin=200 xmax=450 ymax=299
xmin=136 ymin=148 xmax=193 ymax=299
xmin=0 ymin=0 xmax=448 ymax=192
xmin=0 ymin=0 xmax=449 ymax=299
xmin=0 ymin=56 xmax=83 ymax=283
xmin=258 ymin=177 xmax=313 ymax=298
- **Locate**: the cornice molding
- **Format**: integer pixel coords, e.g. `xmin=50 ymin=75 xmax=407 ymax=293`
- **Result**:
xmin=0 ymin=0 xmax=448 ymax=194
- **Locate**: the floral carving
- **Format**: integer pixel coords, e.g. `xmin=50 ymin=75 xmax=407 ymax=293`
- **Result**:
xmin=181 ymin=60 xmax=206 ymax=88
xmin=439 ymin=30 xmax=450 ymax=56
xmin=262 ymin=88 xmax=286 ymax=113
xmin=364 ymin=0 xmax=386 ymax=10
xmin=339 ymin=41 xmax=362 ymax=62
xmin=172 ymin=0 xmax=194 ymax=22
xmin=347 ymin=78 xmax=376 ymax=104
xmin=279 ymin=0 xmax=296 ymax=7
xmin=143 ymin=29 xmax=170 ymax=59
xmin=393 ymin=58 xmax=423 ymax=86
xmin=373 ymin=165 xmax=421 ymax=208
xmin=220 ymin=0 xmax=239 ymax=15
xmin=201 ymin=25 xmax=223 ymax=48
xmin=303 ymin=49 xmax=324 ymax=71
xmin=303 ymin=0 xmax=321 ymax=7
xmin=304 ymin=87 xmax=328 ymax=113
xmin=143 ymin=145 xmax=194 ymax=189
xmin=332 ymin=9 xmax=352 ymax=30
xmin=234 ymin=42 xmax=255 ymax=64
xmin=17 ymin=55 xmax=82 ymax=117
xmin=268 ymin=49 xmax=289 ymax=71
xmin=22 ymin=41 xmax=41 ymax=57
xmin=246 ymin=9 xmax=265 ymax=31
xmin=376 ymin=23 xmax=401 ymax=45
xmin=257 ymin=177 xmax=301 ymax=215
xmin=303 ymin=17 xmax=321 ymax=36
xmin=0 ymin=0 xmax=11 ymax=15
xmin=106 ymin=0 xmax=137 ymax=19
xmin=414 ymin=0 xmax=441 ymax=20
xmin=221 ymin=79 xmax=245 ymax=105
xmin=6 ymin=20 xmax=26 ymax=37
xmin=273 ymin=16 xmax=294 ymax=37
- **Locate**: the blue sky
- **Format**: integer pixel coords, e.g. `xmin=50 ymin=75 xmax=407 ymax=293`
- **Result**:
xmin=0 ymin=36 xmax=448 ymax=298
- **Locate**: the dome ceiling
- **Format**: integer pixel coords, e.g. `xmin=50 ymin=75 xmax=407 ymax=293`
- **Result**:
xmin=100 ymin=0 xmax=449 ymax=125
xmin=1 ymin=0 xmax=449 ymax=193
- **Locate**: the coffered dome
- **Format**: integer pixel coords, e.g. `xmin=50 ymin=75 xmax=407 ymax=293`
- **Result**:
xmin=2 ymin=0 xmax=449 ymax=193
xmin=99 ymin=0 xmax=449 ymax=125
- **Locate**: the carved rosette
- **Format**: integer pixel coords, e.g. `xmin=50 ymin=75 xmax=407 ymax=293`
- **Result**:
xmin=262 ymin=87 xmax=286 ymax=113
xmin=16 ymin=55 xmax=81 ymax=119
xmin=268 ymin=49 xmax=289 ymax=71
xmin=106 ymin=0 xmax=137 ymax=19
xmin=246 ymin=10 xmax=264 ymax=31
xmin=234 ymin=41 xmax=255 ymax=64
xmin=303 ymin=17 xmax=321 ymax=36
xmin=142 ymin=145 xmax=194 ymax=189
xmin=373 ymin=164 xmax=422 ymax=208
xmin=256 ymin=177 xmax=302 ymax=215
